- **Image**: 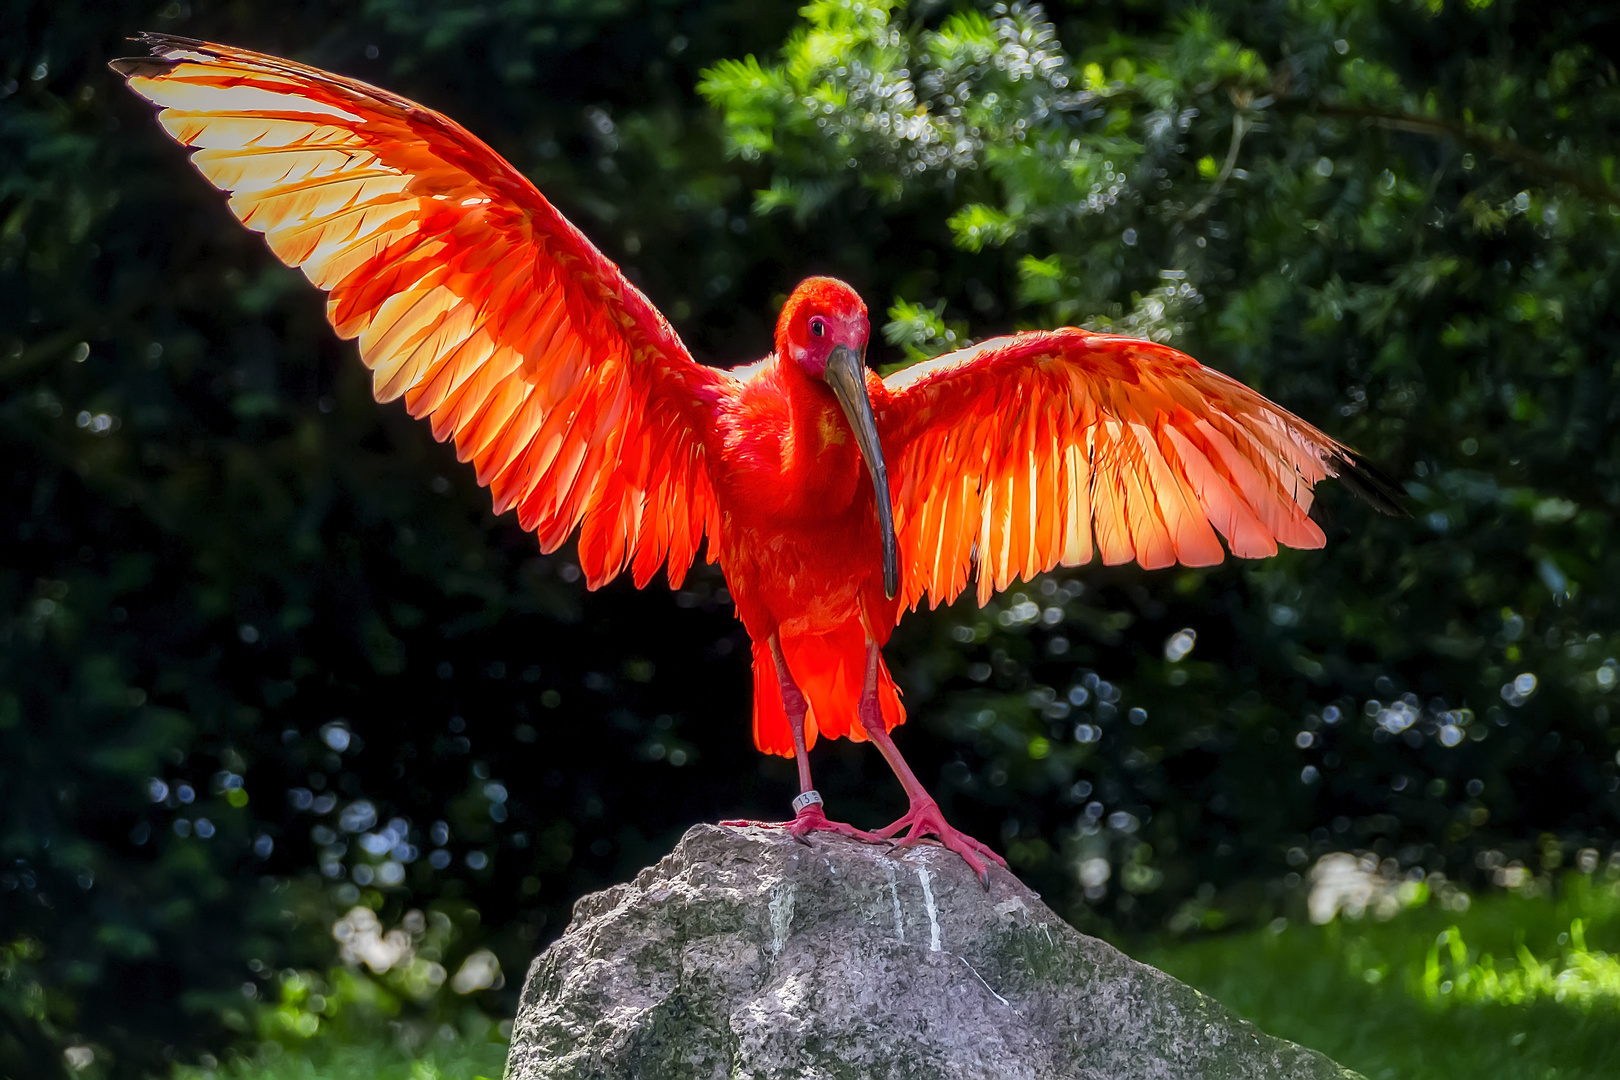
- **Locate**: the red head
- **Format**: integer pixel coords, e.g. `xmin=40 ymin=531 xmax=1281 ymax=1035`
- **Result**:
xmin=774 ymin=276 xmax=896 ymax=600
xmin=775 ymin=277 xmax=870 ymax=377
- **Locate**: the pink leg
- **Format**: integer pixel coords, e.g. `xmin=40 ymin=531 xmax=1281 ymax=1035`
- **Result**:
xmin=720 ymin=635 xmax=887 ymax=845
xmin=857 ymin=638 xmax=1006 ymax=885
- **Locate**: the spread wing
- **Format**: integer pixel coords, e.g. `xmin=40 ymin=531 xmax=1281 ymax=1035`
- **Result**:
xmin=113 ymin=34 xmax=728 ymax=589
xmin=879 ymin=329 xmax=1402 ymax=610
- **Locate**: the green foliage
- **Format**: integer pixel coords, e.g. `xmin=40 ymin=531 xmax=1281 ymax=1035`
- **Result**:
xmin=882 ymin=298 xmax=968 ymax=364
xmin=1144 ymin=871 xmax=1620 ymax=1079
xmin=174 ymin=1024 xmax=506 ymax=1080
xmin=7 ymin=0 xmax=1620 ymax=1076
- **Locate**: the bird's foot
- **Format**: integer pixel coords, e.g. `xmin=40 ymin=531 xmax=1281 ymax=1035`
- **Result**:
xmin=876 ymin=798 xmax=1007 ymax=887
xmin=719 ymin=803 xmax=888 ymax=847
xmin=785 ymin=803 xmax=890 ymax=846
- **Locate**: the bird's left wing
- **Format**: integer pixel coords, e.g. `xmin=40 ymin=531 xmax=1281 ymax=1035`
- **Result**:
xmin=878 ymin=328 xmax=1401 ymax=610
xmin=113 ymin=34 xmax=729 ymax=589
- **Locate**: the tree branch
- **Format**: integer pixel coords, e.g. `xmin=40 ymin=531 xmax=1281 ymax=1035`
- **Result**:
xmin=1314 ymin=102 xmax=1619 ymax=207
xmin=1182 ymin=112 xmax=1249 ymax=221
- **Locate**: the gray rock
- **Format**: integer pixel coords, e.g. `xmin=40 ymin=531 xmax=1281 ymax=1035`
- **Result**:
xmin=507 ymin=824 xmax=1360 ymax=1080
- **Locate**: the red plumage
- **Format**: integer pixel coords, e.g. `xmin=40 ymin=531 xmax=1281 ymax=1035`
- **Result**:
xmin=114 ymin=36 xmax=1399 ymax=879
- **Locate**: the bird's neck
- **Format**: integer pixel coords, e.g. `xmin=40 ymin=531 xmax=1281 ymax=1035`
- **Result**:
xmin=776 ymin=356 xmax=864 ymax=510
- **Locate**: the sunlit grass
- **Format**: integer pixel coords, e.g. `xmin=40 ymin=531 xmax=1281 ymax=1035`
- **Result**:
xmin=1140 ymin=872 xmax=1620 ymax=1080
xmin=174 ymin=1021 xmax=507 ymax=1080
xmin=176 ymin=1040 xmax=506 ymax=1080
xmin=1424 ymin=917 xmax=1620 ymax=1009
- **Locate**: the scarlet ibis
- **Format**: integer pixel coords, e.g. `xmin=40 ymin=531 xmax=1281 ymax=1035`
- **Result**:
xmin=114 ymin=35 xmax=1400 ymax=882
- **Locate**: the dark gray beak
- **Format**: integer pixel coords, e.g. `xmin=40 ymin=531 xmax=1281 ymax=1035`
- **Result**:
xmin=824 ymin=344 xmax=899 ymax=600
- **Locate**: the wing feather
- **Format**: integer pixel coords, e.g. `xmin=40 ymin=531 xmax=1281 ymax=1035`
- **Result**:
xmin=880 ymin=328 xmax=1395 ymax=608
xmin=115 ymin=35 xmax=729 ymax=588
xmin=1090 ymin=419 xmax=1135 ymax=566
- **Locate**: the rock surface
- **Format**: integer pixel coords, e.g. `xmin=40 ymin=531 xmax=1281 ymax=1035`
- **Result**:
xmin=507 ymin=824 xmax=1359 ymax=1080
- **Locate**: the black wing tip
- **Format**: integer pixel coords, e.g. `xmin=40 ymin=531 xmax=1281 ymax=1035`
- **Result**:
xmin=107 ymin=57 xmax=159 ymax=78
xmin=131 ymin=31 xmax=212 ymax=52
xmin=1330 ymin=448 xmax=1408 ymax=518
xmin=108 ymin=33 xmax=214 ymax=77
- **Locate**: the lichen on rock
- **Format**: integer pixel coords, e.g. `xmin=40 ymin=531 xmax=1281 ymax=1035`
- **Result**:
xmin=506 ymin=824 xmax=1361 ymax=1080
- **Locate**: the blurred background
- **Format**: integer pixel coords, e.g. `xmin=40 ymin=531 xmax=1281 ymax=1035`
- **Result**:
xmin=4 ymin=1 xmax=1619 ymax=1078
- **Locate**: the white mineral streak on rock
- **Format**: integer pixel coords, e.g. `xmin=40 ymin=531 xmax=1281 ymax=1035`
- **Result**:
xmin=916 ymin=864 xmax=943 ymax=951
xmin=885 ymin=861 xmax=905 ymax=943
xmin=506 ymin=824 xmax=1365 ymax=1080
xmin=959 ymin=954 xmax=1014 ymax=1009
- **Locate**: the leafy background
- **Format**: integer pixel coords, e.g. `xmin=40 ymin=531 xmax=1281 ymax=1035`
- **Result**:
xmin=4 ymin=0 xmax=1619 ymax=1076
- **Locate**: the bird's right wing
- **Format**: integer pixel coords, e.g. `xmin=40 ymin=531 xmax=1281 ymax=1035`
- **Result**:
xmin=879 ymin=328 xmax=1401 ymax=610
xmin=113 ymin=34 xmax=730 ymax=589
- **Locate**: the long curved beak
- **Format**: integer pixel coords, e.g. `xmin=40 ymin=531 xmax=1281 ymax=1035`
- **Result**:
xmin=824 ymin=344 xmax=899 ymax=600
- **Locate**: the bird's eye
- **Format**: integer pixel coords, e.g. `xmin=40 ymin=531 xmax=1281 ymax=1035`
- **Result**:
xmin=810 ymin=318 xmax=826 ymax=338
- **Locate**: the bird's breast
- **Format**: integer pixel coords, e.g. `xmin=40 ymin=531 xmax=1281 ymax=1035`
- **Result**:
xmin=708 ymin=367 xmax=893 ymax=633
xmin=720 ymin=514 xmax=881 ymax=632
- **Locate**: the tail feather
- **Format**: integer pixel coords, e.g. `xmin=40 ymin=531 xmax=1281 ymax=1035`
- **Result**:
xmin=750 ymin=623 xmax=904 ymax=757
xmin=751 ymin=636 xmax=795 ymax=757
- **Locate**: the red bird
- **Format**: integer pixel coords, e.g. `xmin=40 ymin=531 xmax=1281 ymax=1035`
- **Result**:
xmin=114 ymin=36 xmax=1398 ymax=881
